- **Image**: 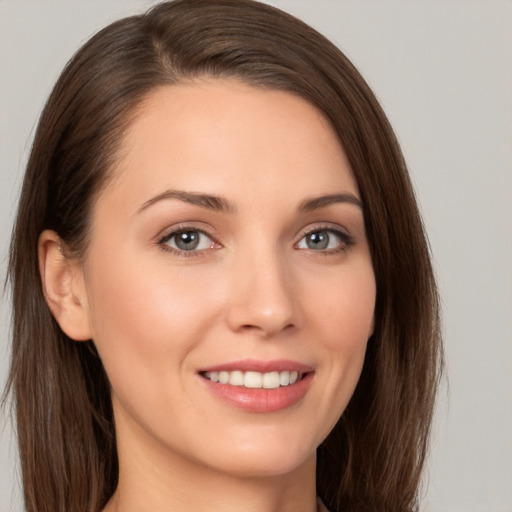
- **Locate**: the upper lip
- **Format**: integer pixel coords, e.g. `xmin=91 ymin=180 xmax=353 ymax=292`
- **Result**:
xmin=198 ymin=359 xmax=314 ymax=374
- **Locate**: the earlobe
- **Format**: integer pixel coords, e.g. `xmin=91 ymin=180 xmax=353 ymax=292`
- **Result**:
xmin=38 ymin=230 xmax=92 ymax=341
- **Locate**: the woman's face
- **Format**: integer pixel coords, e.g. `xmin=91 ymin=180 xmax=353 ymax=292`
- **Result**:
xmin=79 ymin=80 xmax=375 ymax=478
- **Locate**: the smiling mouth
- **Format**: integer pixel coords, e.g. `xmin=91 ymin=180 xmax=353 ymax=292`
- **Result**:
xmin=198 ymin=363 xmax=314 ymax=412
xmin=201 ymin=370 xmax=304 ymax=389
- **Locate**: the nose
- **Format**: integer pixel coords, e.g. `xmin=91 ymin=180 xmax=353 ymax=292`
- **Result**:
xmin=225 ymin=247 xmax=298 ymax=337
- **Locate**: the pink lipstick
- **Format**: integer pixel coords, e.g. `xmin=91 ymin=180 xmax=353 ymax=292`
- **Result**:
xmin=198 ymin=359 xmax=314 ymax=413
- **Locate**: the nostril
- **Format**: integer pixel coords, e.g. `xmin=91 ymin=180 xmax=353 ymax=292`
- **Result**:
xmin=237 ymin=321 xmax=295 ymax=336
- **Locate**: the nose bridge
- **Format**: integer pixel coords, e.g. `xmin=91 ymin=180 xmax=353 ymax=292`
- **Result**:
xmin=226 ymin=236 xmax=297 ymax=336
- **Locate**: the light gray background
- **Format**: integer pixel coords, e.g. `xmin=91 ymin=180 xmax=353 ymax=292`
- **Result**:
xmin=1 ymin=1 xmax=511 ymax=511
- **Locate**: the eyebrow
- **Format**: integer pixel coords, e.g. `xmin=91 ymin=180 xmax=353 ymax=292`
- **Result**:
xmin=298 ymin=193 xmax=363 ymax=212
xmin=136 ymin=190 xmax=237 ymax=215
xmin=136 ymin=189 xmax=362 ymax=215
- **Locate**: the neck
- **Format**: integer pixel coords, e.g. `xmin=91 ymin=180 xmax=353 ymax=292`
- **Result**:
xmin=106 ymin=465 xmax=318 ymax=512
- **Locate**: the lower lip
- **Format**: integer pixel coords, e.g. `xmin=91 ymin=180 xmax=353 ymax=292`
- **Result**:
xmin=200 ymin=372 xmax=314 ymax=413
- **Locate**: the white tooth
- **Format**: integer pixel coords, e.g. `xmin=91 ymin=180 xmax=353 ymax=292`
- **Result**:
xmin=229 ymin=370 xmax=244 ymax=386
xmin=244 ymin=371 xmax=263 ymax=388
xmin=263 ymin=372 xmax=280 ymax=389
xmin=207 ymin=369 xmax=302 ymax=388
xmin=279 ymin=371 xmax=290 ymax=386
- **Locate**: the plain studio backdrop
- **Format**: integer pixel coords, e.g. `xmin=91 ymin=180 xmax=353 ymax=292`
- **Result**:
xmin=0 ymin=1 xmax=511 ymax=511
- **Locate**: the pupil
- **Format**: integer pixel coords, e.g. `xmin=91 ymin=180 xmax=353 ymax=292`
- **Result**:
xmin=307 ymin=231 xmax=329 ymax=250
xmin=176 ymin=231 xmax=199 ymax=250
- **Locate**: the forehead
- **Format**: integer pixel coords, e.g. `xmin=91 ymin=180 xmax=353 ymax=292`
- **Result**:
xmin=102 ymin=79 xmax=359 ymax=210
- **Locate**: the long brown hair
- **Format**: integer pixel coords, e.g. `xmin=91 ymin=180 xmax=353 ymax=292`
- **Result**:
xmin=4 ymin=1 xmax=442 ymax=511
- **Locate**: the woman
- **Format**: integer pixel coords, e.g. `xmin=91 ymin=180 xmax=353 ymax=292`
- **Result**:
xmin=5 ymin=0 xmax=442 ymax=511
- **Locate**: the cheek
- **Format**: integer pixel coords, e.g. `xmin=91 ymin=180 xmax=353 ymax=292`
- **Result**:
xmin=307 ymin=260 xmax=376 ymax=350
xmin=83 ymin=253 xmax=222 ymax=391
xmin=305 ymin=261 xmax=375 ymax=422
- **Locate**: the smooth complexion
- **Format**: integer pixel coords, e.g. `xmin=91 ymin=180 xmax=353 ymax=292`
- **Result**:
xmin=39 ymin=80 xmax=376 ymax=512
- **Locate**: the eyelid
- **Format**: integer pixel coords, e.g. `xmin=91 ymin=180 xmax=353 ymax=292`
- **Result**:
xmin=157 ymin=222 xmax=220 ymax=242
xmin=296 ymin=222 xmax=352 ymax=240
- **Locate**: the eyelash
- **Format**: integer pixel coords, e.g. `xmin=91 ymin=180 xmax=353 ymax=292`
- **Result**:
xmin=157 ymin=224 xmax=355 ymax=258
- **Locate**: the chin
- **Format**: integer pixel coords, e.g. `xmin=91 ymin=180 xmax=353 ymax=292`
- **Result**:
xmin=193 ymin=431 xmax=317 ymax=479
xmin=210 ymin=452 xmax=315 ymax=480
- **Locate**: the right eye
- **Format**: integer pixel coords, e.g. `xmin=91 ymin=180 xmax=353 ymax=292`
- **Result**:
xmin=160 ymin=228 xmax=217 ymax=253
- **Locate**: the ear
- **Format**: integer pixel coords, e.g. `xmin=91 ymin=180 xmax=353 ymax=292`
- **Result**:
xmin=38 ymin=230 xmax=92 ymax=341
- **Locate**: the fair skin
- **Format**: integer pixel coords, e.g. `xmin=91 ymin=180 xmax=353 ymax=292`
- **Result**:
xmin=39 ymin=80 xmax=376 ymax=512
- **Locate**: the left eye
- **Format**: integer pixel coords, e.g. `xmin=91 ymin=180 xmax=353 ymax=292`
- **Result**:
xmin=296 ymin=229 xmax=345 ymax=251
xmin=162 ymin=229 xmax=214 ymax=251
